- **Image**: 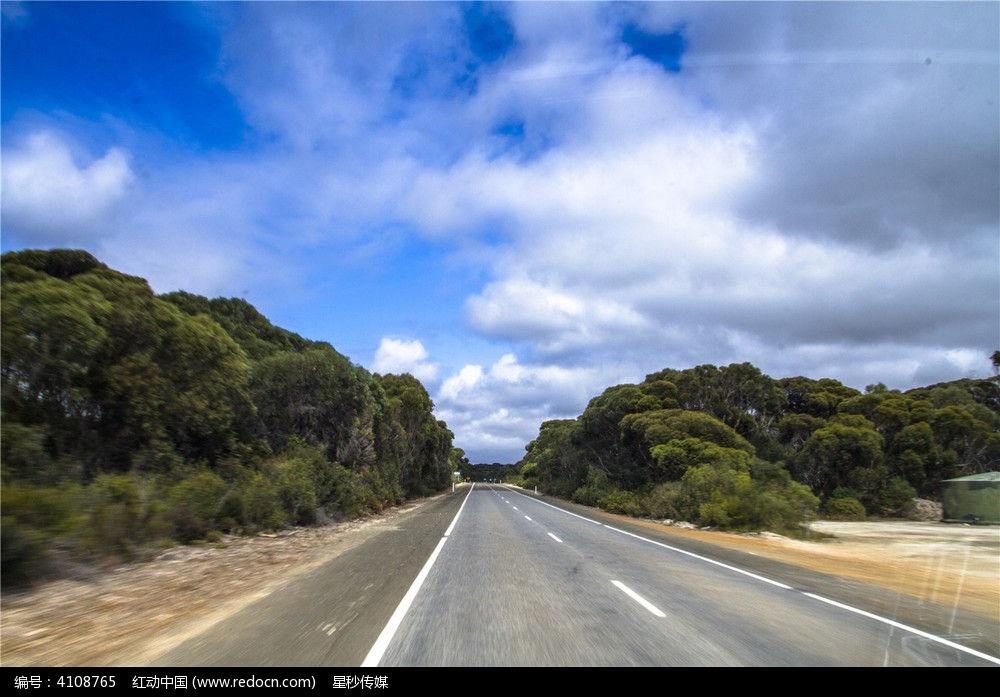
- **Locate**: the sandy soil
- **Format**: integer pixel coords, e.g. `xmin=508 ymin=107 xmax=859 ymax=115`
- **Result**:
xmin=615 ymin=516 xmax=1000 ymax=621
xmin=0 ymin=495 xmax=440 ymax=667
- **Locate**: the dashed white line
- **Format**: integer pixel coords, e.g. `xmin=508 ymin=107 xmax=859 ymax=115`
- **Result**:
xmin=503 ymin=484 xmax=1000 ymax=665
xmin=524 ymin=515 xmax=532 ymax=521
xmin=512 ymin=506 xmax=518 ymax=511
xmin=501 ymin=485 xmax=603 ymax=525
xmin=547 ymin=532 xmax=563 ymax=543
xmin=611 ymin=580 xmax=666 ymax=618
xmin=361 ymin=482 xmax=474 ymax=667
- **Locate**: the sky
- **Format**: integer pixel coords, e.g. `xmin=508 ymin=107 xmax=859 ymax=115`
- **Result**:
xmin=2 ymin=1 xmax=998 ymax=463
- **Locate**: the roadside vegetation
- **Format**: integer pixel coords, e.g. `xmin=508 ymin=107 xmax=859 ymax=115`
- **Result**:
xmin=515 ymin=361 xmax=999 ymax=533
xmin=1 ymin=249 xmax=463 ymax=586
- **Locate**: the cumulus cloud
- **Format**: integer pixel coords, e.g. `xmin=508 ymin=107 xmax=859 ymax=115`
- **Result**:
xmin=404 ymin=4 xmax=997 ymax=375
xmin=1 ymin=131 xmax=133 ymax=243
xmin=4 ymin=2 xmax=995 ymax=462
xmin=435 ymin=353 xmax=629 ymax=462
xmin=372 ymin=338 xmax=439 ymax=382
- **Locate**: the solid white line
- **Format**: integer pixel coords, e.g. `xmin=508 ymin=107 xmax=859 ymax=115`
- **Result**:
xmin=444 ymin=482 xmax=475 ymax=537
xmin=524 ymin=515 xmax=532 ymax=521
xmin=505 ymin=485 xmax=1000 ymax=665
xmin=611 ymin=580 xmax=666 ymax=618
xmin=361 ymin=483 xmax=475 ymax=667
xmin=501 ymin=485 xmax=603 ymax=525
xmin=602 ymin=523 xmax=793 ymax=590
xmin=801 ymin=592 xmax=1000 ymax=665
xmin=547 ymin=532 xmax=563 ymax=543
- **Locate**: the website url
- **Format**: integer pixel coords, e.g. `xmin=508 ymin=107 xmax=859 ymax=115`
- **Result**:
xmin=193 ymin=675 xmax=316 ymax=689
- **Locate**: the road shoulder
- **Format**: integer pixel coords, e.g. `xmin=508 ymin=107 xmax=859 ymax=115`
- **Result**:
xmin=2 ymin=488 xmax=467 ymax=667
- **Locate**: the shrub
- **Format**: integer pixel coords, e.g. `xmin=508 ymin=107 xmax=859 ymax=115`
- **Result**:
xmin=571 ymin=467 xmax=610 ymax=506
xmin=736 ymin=481 xmax=819 ymax=531
xmin=274 ymin=457 xmax=319 ymax=525
xmin=83 ymin=474 xmax=144 ymax=557
xmin=328 ymin=465 xmax=377 ymax=519
xmin=642 ymin=482 xmax=684 ymax=520
xmin=825 ymin=496 xmax=866 ymax=520
xmin=166 ymin=471 xmax=228 ymax=542
xmin=1 ymin=515 xmax=46 ymax=586
xmin=217 ymin=490 xmax=246 ymax=531
xmin=878 ymin=476 xmax=917 ymax=516
xmin=679 ymin=461 xmax=818 ymax=531
xmin=237 ymin=471 xmax=285 ymax=531
xmin=1 ymin=481 xmax=84 ymax=537
xmin=598 ymin=489 xmax=643 ymax=516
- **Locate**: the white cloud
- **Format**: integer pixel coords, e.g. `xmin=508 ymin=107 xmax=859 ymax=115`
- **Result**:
xmin=435 ymin=353 xmax=628 ymax=462
xmin=3 ymin=3 xmax=994 ymax=462
xmin=372 ymin=337 xmax=440 ymax=382
xmin=1 ymin=131 xmax=133 ymax=243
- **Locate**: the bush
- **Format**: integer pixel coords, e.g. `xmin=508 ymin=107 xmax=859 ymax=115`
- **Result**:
xmin=274 ymin=457 xmax=319 ymax=525
xmin=237 ymin=470 xmax=285 ymax=531
xmin=598 ymin=489 xmax=643 ymax=516
xmin=571 ymin=467 xmax=610 ymax=506
xmin=736 ymin=481 xmax=818 ymax=531
xmin=1 ymin=481 xmax=84 ymax=537
xmin=328 ymin=465 xmax=377 ymax=519
xmin=83 ymin=474 xmax=144 ymax=557
xmin=878 ymin=476 xmax=917 ymax=516
xmin=1 ymin=515 xmax=46 ymax=586
xmin=825 ymin=496 xmax=866 ymax=520
xmin=166 ymin=471 xmax=228 ymax=542
xmin=679 ymin=461 xmax=818 ymax=531
xmin=642 ymin=482 xmax=684 ymax=520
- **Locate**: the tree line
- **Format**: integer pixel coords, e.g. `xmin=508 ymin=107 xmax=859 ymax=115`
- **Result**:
xmin=514 ymin=361 xmax=999 ymax=532
xmin=1 ymin=249 xmax=462 ymax=584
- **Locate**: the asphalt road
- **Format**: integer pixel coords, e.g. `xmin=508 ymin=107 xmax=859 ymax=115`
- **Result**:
xmin=155 ymin=483 xmax=1000 ymax=667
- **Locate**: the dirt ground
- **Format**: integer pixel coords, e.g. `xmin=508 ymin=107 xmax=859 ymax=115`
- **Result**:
xmin=0 ymin=495 xmax=441 ymax=667
xmin=616 ymin=516 xmax=1000 ymax=621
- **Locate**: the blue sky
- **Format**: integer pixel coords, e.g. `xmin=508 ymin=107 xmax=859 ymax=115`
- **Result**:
xmin=3 ymin=2 xmax=998 ymax=462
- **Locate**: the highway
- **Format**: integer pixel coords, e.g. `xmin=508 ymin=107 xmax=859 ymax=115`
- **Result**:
xmin=156 ymin=483 xmax=1000 ymax=667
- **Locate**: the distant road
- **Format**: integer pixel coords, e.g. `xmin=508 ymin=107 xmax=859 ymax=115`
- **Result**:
xmin=156 ymin=484 xmax=999 ymax=667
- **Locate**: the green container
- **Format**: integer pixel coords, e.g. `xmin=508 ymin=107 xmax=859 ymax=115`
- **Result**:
xmin=941 ymin=472 xmax=1000 ymax=525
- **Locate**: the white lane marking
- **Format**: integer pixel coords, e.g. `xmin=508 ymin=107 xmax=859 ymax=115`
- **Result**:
xmin=501 ymin=485 xmax=603 ymax=525
xmin=444 ymin=482 xmax=475 ymax=537
xmin=611 ymin=580 xmax=666 ymax=618
xmin=602 ymin=523 xmax=792 ymax=590
xmin=547 ymin=532 xmax=563 ymax=543
xmin=362 ymin=483 xmax=475 ymax=667
xmin=512 ymin=506 xmax=518 ymax=511
xmin=506 ymin=485 xmax=1000 ymax=665
xmin=802 ymin=592 xmax=1000 ymax=666
xmin=524 ymin=515 xmax=532 ymax=521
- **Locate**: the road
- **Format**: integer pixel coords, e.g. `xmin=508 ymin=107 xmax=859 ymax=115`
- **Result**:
xmin=156 ymin=484 xmax=1000 ymax=667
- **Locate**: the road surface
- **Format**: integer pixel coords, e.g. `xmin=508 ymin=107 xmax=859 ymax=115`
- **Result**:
xmin=156 ymin=484 xmax=1000 ymax=667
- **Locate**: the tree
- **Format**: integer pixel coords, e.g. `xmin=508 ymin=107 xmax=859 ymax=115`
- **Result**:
xmin=795 ymin=421 xmax=884 ymax=497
